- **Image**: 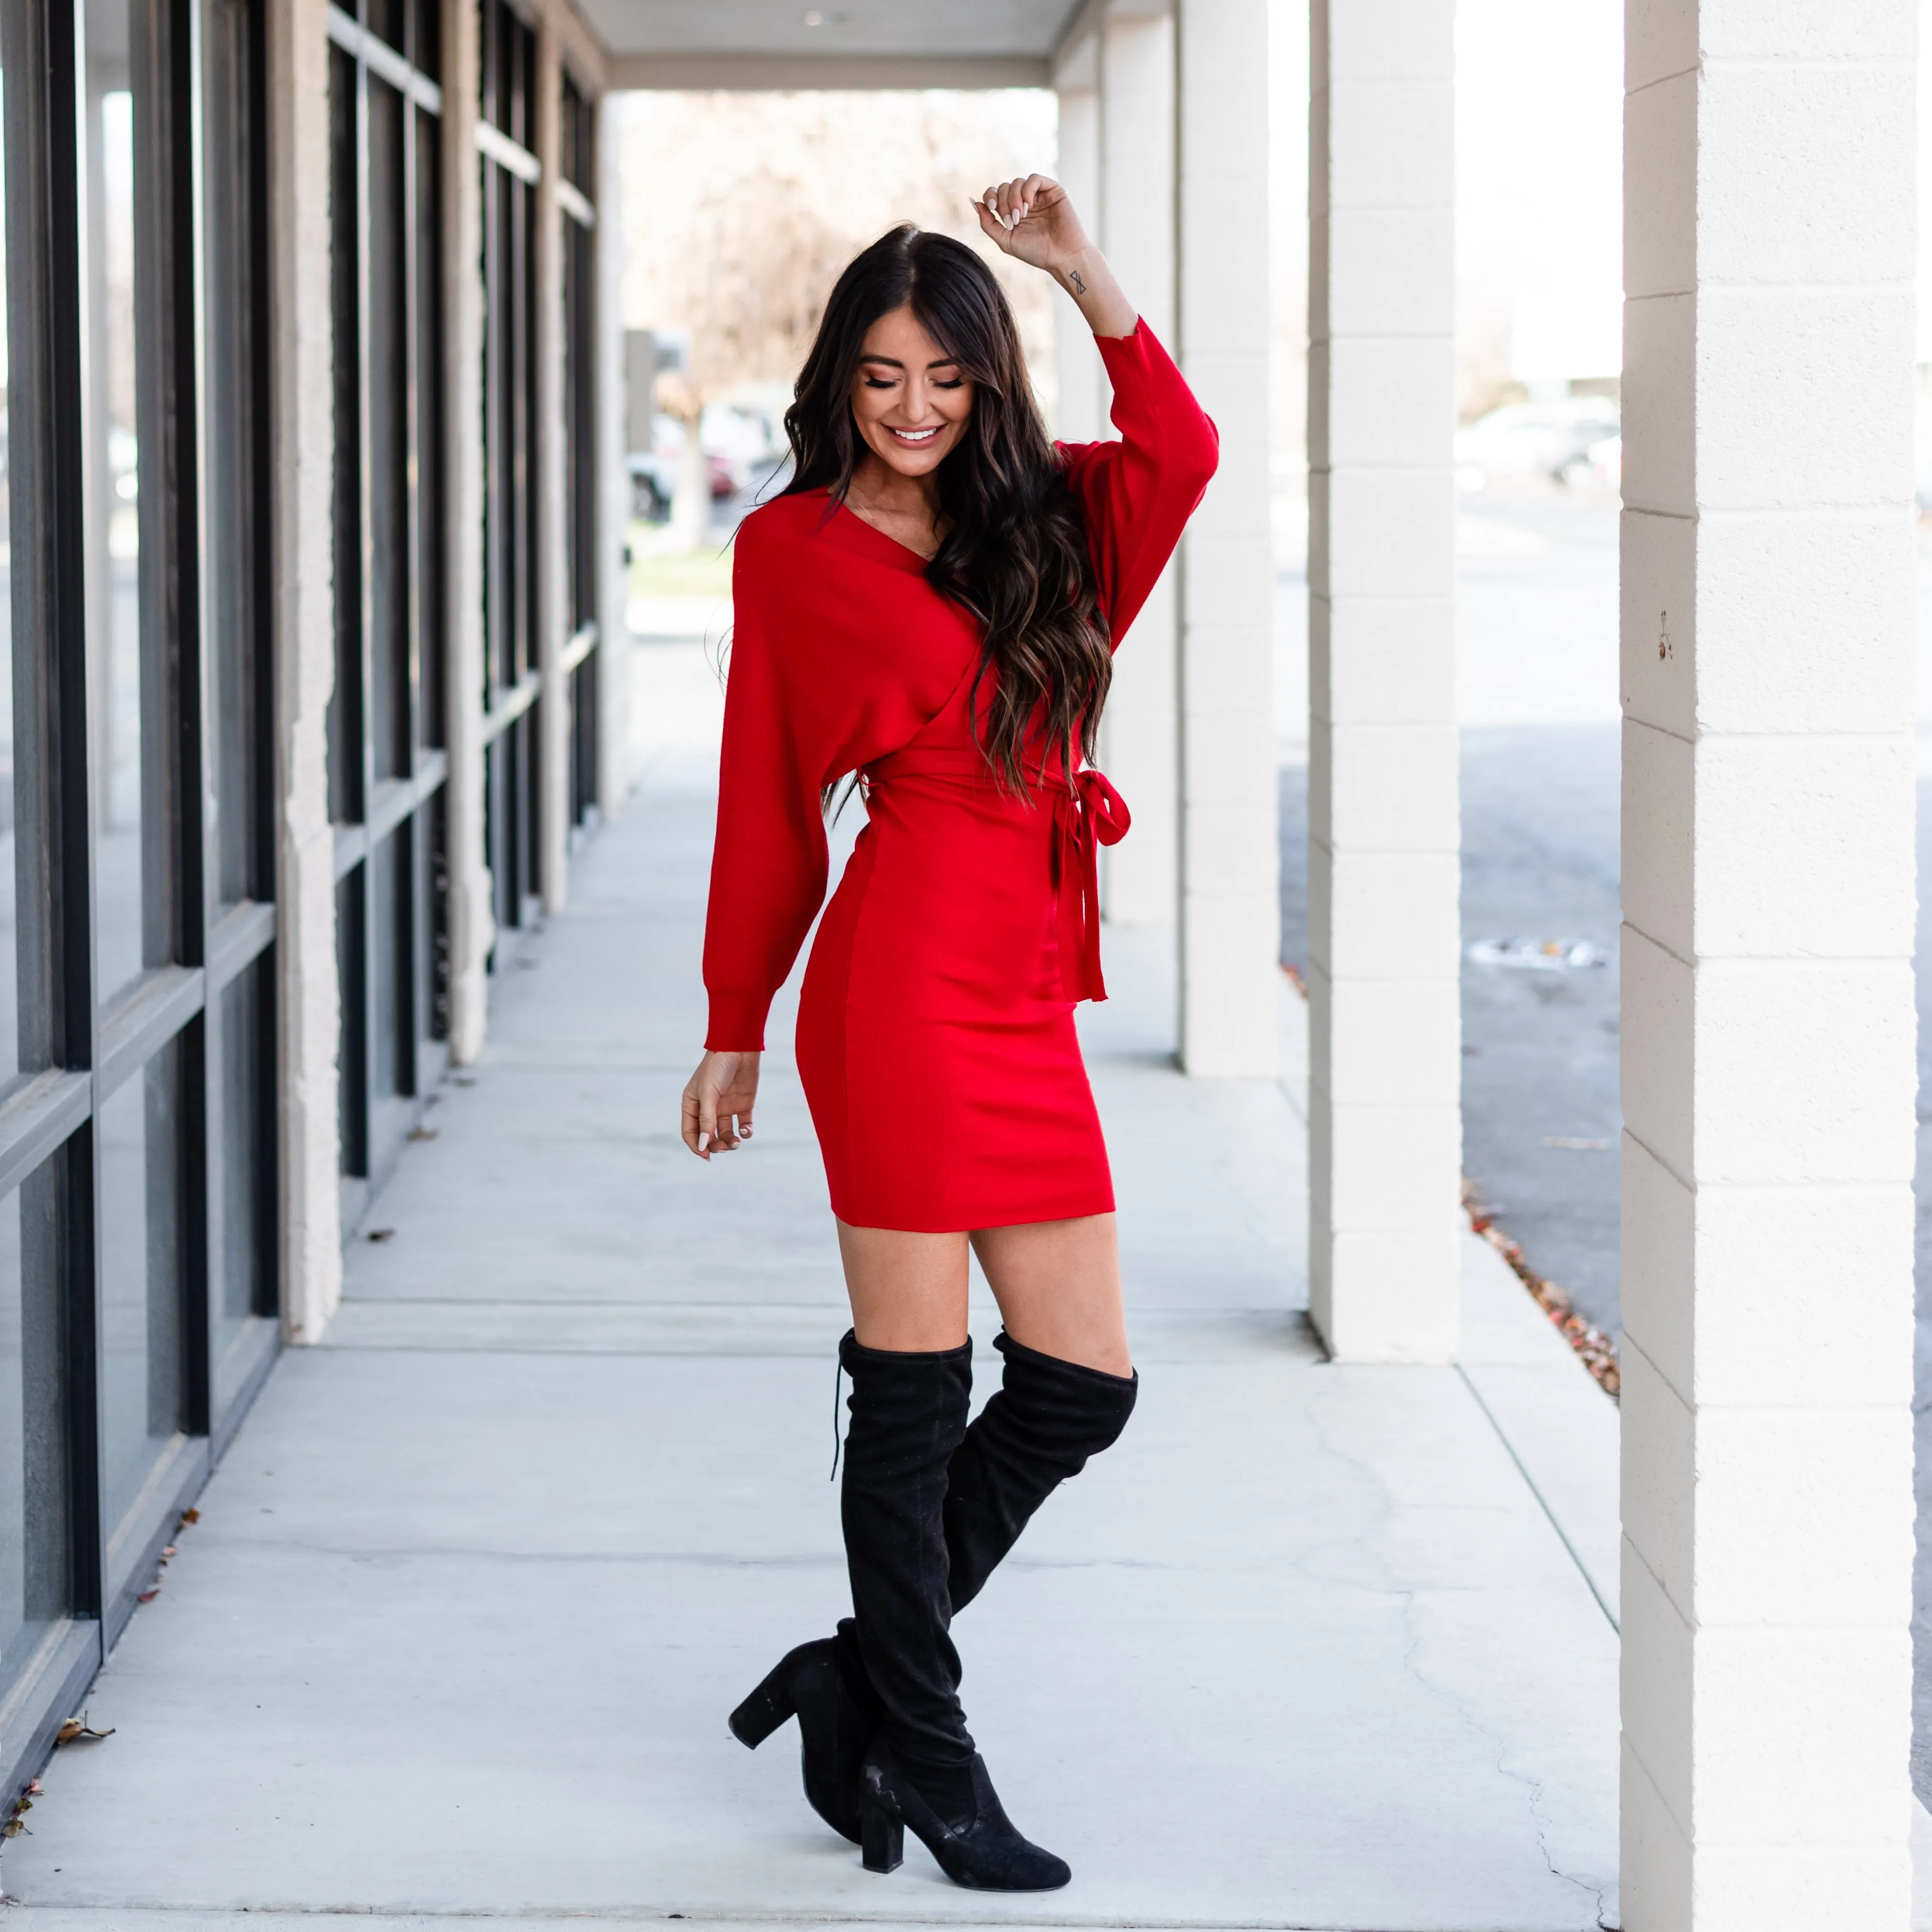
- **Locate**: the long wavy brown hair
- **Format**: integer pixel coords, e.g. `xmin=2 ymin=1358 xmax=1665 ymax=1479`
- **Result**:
xmin=783 ymin=226 xmax=1110 ymax=795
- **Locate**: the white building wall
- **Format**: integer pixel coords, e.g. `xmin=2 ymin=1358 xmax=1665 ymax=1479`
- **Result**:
xmin=1304 ymin=0 xmax=1459 ymax=1358
xmin=1051 ymin=82 xmax=1105 ymax=446
xmin=595 ymin=97 xmax=633 ymax=820
xmin=1175 ymin=0 xmax=1277 ymax=1079
xmin=1618 ymin=5 xmax=1919 ymax=1925
xmin=1096 ymin=11 xmax=1179 ymax=932
xmin=442 ymin=0 xmax=493 ymax=1063
xmin=266 ymin=0 xmax=341 ymax=1341
xmin=534 ymin=13 xmax=572 ymax=916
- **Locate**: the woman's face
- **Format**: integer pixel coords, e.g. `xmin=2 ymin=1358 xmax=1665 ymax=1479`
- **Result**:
xmin=849 ymin=304 xmax=975 ymax=480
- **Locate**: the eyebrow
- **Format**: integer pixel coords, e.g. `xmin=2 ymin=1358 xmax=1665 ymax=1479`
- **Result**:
xmin=857 ymin=353 xmax=962 ymax=370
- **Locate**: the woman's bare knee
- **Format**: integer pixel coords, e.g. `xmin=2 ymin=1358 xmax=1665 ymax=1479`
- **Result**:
xmin=837 ymin=1222 xmax=972 ymax=1352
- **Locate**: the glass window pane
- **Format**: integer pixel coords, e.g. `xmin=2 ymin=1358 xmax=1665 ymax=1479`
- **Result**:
xmin=86 ymin=0 xmax=166 ymax=1000
xmin=213 ymin=954 xmax=273 ymax=1392
xmin=0 ymin=1171 xmax=66 ymax=1704
xmin=370 ymin=828 xmax=403 ymax=1102
xmin=410 ymin=0 xmax=440 ymax=81
xmin=366 ymin=0 xmax=403 ymax=58
xmin=328 ymin=43 xmax=361 ymax=827
xmin=0 ymin=60 xmax=19 ymax=1086
xmin=416 ymin=102 xmax=442 ymax=750
xmin=204 ymin=0 xmax=262 ymax=908
xmin=97 ymin=1041 xmax=185 ymax=1540
xmin=336 ymin=866 xmax=366 ymax=1176
xmin=367 ymin=75 xmax=406 ymax=784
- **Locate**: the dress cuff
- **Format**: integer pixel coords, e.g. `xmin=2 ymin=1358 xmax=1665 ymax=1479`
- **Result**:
xmin=1095 ymin=317 xmax=1158 ymax=373
xmin=704 ymin=988 xmax=772 ymax=1052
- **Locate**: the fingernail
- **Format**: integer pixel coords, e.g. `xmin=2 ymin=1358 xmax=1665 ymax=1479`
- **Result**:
xmin=698 ymin=1132 xmax=710 ymax=1151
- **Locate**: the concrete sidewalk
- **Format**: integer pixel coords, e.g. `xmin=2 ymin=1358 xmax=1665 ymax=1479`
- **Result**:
xmin=2 ymin=749 xmax=1625 ymax=1931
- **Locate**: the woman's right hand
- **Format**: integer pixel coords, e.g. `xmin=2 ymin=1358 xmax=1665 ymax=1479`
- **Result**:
xmin=682 ymin=1050 xmax=761 ymax=1158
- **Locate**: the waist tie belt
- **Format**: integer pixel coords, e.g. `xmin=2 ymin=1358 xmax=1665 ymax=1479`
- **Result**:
xmin=860 ymin=750 xmax=1132 ymax=1004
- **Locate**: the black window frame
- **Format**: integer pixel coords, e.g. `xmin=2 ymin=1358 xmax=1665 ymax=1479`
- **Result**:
xmin=0 ymin=0 xmax=281 ymax=1808
xmin=478 ymin=0 xmax=540 ymax=946
xmin=326 ymin=0 xmax=449 ymax=1226
xmin=558 ymin=72 xmax=596 ymax=834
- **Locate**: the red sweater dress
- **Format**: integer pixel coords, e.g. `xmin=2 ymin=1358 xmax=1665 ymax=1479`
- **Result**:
xmin=703 ymin=321 xmax=1218 ymax=1232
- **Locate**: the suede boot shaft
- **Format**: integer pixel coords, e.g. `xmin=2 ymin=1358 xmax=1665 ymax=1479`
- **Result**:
xmin=944 ymin=1331 xmax=1138 ymax=1616
xmin=838 ymin=1330 xmax=975 ymax=1782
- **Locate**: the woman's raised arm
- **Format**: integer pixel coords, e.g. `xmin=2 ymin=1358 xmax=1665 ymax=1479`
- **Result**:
xmin=974 ymin=174 xmax=1137 ymax=339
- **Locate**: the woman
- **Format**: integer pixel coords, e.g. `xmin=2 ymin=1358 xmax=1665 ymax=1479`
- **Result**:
xmin=681 ymin=175 xmax=1218 ymax=1891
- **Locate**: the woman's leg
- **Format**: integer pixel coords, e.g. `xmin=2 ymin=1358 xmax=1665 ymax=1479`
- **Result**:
xmin=832 ymin=1221 xmax=1071 ymax=1885
xmin=836 ymin=1211 xmax=1123 ymax=1365
xmin=832 ymin=1221 xmax=980 ymax=1818
xmin=971 ymin=1212 xmax=1130 ymax=1376
xmin=939 ymin=1213 xmax=1137 ymax=1618
xmin=838 ymin=1221 xmax=971 ymax=1349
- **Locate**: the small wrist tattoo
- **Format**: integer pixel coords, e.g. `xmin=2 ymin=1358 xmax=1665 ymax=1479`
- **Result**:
xmin=1067 ymin=267 xmax=1087 ymax=296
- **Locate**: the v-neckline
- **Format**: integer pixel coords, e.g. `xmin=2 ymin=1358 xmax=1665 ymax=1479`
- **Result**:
xmin=835 ymin=499 xmax=938 ymax=573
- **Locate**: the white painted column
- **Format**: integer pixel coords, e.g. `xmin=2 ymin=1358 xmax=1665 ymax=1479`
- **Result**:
xmin=533 ymin=14 xmax=571 ymax=914
xmin=1051 ymin=79 xmax=1104 ymax=445
xmin=1618 ymin=7 xmax=1918 ymax=1924
xmin=1174 ymin=0 xmax=1277 ymax=1079
xmin=266 ymin=0 xmax=341 ymax=1340
xmin=594 ymin=94 xmax=632 ymax=819
xmin=1096 ymin=10 xmax=1178 ymax=931
xmin=1303 ymin=0 xmax=1458 ymax=1359
xmin=442 ymin=0 xmax=493 ymax=1061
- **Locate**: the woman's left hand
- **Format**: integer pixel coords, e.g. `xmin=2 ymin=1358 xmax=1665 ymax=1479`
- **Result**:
xmin=974 ymin=174 xmax=1093 ymax=278
xmin=974 ymin=176 xmax=1136 ymax=339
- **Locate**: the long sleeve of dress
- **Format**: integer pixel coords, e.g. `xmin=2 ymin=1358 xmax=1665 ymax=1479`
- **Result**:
xmin=1057 ymin=320 xmax=1220 ymax=647
xmin=702 ymin=504 xmax=972 ymax=1050
xmin=701 ymin=516 xmax=828 ymax=1051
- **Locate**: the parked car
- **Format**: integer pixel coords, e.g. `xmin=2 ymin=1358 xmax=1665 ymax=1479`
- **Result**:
xmin=1454 ymin=397 xmax=1620 ymax=490
xmin=628 ymin=413 xmax=745 ymax=519
xmin=1583 ymin=434 xmax=1621 ymax=490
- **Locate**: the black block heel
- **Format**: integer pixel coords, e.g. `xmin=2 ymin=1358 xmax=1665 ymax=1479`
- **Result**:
xmin=861 ymin=1793 xmax=903 ymax=1874
xmin=727 ymin=1663 xmax=797 ymax=1749
xmin=725 ymin=1633 xmax=882 ymax=1843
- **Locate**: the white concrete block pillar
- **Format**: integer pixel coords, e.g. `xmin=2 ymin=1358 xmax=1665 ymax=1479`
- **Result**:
xmin=265 ymin=0 xmax=342 ymax=1339
xmin=1096 ymin=9 xmax=1179 ymax=932
xmin=1174 ymin=0 xmax=1276 ymax=1079
xmin=1051 ymin=78 xmax=1105 ymax=445
xmin=1618 ymin=6 xmax=1918 ymax=1924
xmin=442 ymin=0 xmax=493 ymax=1060
xmin=594 ymin=95 xmax=631 ymax=819
xmin=1304 ymin=0 xmax=1459 ymax=1359
xmin=533 ymin=12 xmax=570 ymax=915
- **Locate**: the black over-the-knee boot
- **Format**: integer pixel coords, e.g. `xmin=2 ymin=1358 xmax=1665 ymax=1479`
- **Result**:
xmin=944 ymin=1331 xmax=1138 ymax=1618
xmin=731 ymin=1330 xmax=1130 ymax=1875
xmin=837 ymin=1331 xmax=974 ymax=1788
xmin=837 ymin=1331 xmax=1070 ymax=1891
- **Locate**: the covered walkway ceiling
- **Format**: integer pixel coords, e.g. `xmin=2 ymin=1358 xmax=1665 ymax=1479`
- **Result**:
xmin=586 ymin=0 xmax=1098 ymax=90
